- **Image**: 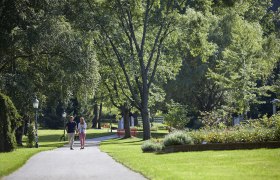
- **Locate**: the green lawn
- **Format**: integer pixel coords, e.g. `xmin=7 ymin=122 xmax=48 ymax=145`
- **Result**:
xmin=0 ymin=128 xmax=114 ymax=177
xmin=100 ymin=138 xmax=280 ymax=180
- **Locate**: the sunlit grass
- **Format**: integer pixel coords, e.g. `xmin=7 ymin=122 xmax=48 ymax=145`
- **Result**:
xmin=100 ymin=138 xmax=280 ymax=180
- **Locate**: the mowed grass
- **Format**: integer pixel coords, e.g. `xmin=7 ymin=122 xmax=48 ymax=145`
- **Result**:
xmin=100 ymin=138 xmax=280 ymax=180
xmin=0 ymin=128 xmax=114 ymax=177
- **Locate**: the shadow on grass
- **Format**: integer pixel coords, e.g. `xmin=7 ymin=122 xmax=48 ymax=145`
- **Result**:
xmin=38 ymin=134 xmax=63 ymax=142
xmin=101 ymin=138 xmax=144 ymax=145
xmin=86 ymin=132 xmax=115 ymax=139
xmin=39 ymin=142 xmax=66 ymax=148
xmin=136 ymin=132 xmax=168 ymax=139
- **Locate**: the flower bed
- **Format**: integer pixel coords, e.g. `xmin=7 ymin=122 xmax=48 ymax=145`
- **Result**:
xmin=141 ymin=114 xmax=280 ymax=153
xmin=163 ymin=141 xmax=280 ymax=153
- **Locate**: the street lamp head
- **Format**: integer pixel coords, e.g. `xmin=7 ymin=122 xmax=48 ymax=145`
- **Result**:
xmin=271 ymin=98 xmax=280 ymax=104
xmin=62 ymin=111 xmax=67 ymax=118
xmin=33 ymin=97 xmax=39 ymax=109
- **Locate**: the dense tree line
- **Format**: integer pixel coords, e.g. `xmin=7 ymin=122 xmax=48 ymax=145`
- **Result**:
xmin=0 ymin=0 xmax=279 ymax=140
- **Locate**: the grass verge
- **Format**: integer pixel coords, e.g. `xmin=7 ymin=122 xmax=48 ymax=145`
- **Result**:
xmin=100 ymin=138 xmax=280 ymax=180
xmin=0 ymin=128 xmax=114 ymax=178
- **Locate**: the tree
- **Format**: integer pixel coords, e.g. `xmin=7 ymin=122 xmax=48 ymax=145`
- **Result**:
xmin=208 ymin=12 xmax=280 ymax=115
xmin=82 ymin=0 xmax=182 ymax=140
xmin=0 ymin=1 xmax=100 ymax=129
xmin=165 ymin=0 xmax=280 ymax=125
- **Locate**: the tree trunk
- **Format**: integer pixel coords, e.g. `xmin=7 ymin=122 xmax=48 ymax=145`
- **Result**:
xmin=97 ymin=102 xmax=102 ymax=129
xmin=141 ymin=85 xmax=151 ymax=140
xmin=122 ymin=104 xmax=131 ymax=138
xmin=15 ymin=122 xmax=24 ymax=146
xmin=92 ymin=102 xmax=98 ymax=128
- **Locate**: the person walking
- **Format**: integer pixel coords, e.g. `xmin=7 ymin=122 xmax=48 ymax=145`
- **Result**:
xmin=65 ymin=116 xmax=78 ymax=150
xmin=78 ymin=117 xmax=87 ymax=149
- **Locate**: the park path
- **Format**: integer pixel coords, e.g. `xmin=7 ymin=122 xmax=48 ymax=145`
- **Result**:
xmin=4 ymin=135 xmax=147 ymax=180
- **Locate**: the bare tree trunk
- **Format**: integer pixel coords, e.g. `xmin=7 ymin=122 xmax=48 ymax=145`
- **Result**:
xmin=92 ymin=102 xmax=98 ymax=128
xmin=122 ymin=104 xmax=131 ymax=138
xmin=141 ymin=88 xmax=151 ymax=140
xmin=97 ymin=102 xmax=102 ymax=129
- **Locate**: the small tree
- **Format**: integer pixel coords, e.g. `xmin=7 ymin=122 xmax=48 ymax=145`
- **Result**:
xmin=165 ymin=101 xmax=190 ymax=130
xmin=0 ymin=93 xmax=20 ymax=152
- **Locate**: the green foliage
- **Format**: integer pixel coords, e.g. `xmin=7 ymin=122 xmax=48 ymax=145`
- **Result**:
xmin=271 ymin=113 xmax=280 ymax=139
xmin=207 ymin=10 xmax=280 ymax=115
xmin=200 ymin=109 xmax=231 ymax=127
xmin=42 ymin=115 xmax=63 ymax=129
xmin=0 ymin=93 xmax=20 ymax=152
xmin=163 ymin=130 xmax=193 ymax=147
xmin=165 ymin=0 xmax=280 ymax=123
xmin=26 ymin=124 xmax=35 ymax=148
xmin=141 ymin=139 xmax=163 ymax=153
xmin=189 ymin=114 xmax=280 ymax=144
xmin=164 ymin=101 xmax=190 ymax=129
xmin=0 ymin=1 xmax=100 ymax=129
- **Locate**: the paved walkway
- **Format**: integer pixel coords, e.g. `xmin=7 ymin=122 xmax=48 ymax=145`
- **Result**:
xmin=4 ymin=135 xmax=147 ymax=180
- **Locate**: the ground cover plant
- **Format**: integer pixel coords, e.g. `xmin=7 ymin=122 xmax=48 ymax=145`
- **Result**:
xmin=0 ymin=129 xmax=113 ymax=177
xmin=100 ymin=138 xmax=280 ymax=180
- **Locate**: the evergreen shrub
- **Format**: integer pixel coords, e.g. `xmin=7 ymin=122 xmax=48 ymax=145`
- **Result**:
xmin=0 ymin=93 xmax=20 ymax=152
xmin=26 ymin=124 xmax=35 ymax=148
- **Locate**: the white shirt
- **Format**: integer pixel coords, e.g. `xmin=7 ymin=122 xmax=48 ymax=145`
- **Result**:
xmin=78 ymin=123 xmax=87 ymax=133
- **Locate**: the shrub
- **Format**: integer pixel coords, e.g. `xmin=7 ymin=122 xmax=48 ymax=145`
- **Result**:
xmin=271 ymin=113 xmax=280 ymax=140
xmin=26 ymin=124 xmax=35 ymax=148
xmin=200 ymin=109 xmax=231 ymax=127
xmin=163 ymin=131 xmax=193 ymax=147
xmin=205 ymin=130 xmax=224 ymax=143
xmin=189 ymin=130 xmax=207 ymax=144
xmin=0 ymin=93 xmax=20 ymax=152
xmin=141 ymin=139 xmax=163 ymax=152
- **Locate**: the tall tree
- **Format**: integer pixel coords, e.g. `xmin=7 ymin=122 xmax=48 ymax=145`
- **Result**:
xmin=82 ymin=0 xmax=182 ymax=140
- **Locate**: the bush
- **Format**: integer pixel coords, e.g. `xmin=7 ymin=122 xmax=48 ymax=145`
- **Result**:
xmin=141 ymin=139 xmax=163 ymax=152
xmin=0 ymin=93 xmax=20 ymax=152
xmin=26 ymin=124 xmax=35 ymax=148
xmin=188 ymin=130 xmax=207 ymax=144
xmin=200 ymin=109 xmax=231 ymax=127
xmin=163 ymin=131 xmax=193 ymax=147
xmin=271 ymin=113 xmax=280 ymax=139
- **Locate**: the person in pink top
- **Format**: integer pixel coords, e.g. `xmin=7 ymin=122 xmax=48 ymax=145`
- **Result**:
xmin=78 ymin=117 xmax=87 ymax=149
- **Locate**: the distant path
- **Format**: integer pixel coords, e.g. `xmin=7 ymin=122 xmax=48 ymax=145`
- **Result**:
xmin=4 ymin=135 xmax=146 ymax=180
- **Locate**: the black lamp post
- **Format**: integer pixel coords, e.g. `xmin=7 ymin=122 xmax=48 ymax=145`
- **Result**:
xmin=62 ymin=111 xmax=67 ymax=141
xmin=33 ymin=97 xmax=39 ymax=148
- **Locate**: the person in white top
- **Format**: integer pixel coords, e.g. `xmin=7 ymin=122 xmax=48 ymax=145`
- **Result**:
xmin=78 ymin=117 xmax=87 ymax=149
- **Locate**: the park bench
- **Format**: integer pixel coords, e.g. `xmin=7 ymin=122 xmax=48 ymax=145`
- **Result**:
xmin=117 ymin=128 xmax=137 ymax=137
xmin=152 ymin=116 xmax=164 ymax=124
xmin=138 ymin=116 xmax=164 ymax=125
xmin=102 ymin=123 xmax=110 ymax=128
